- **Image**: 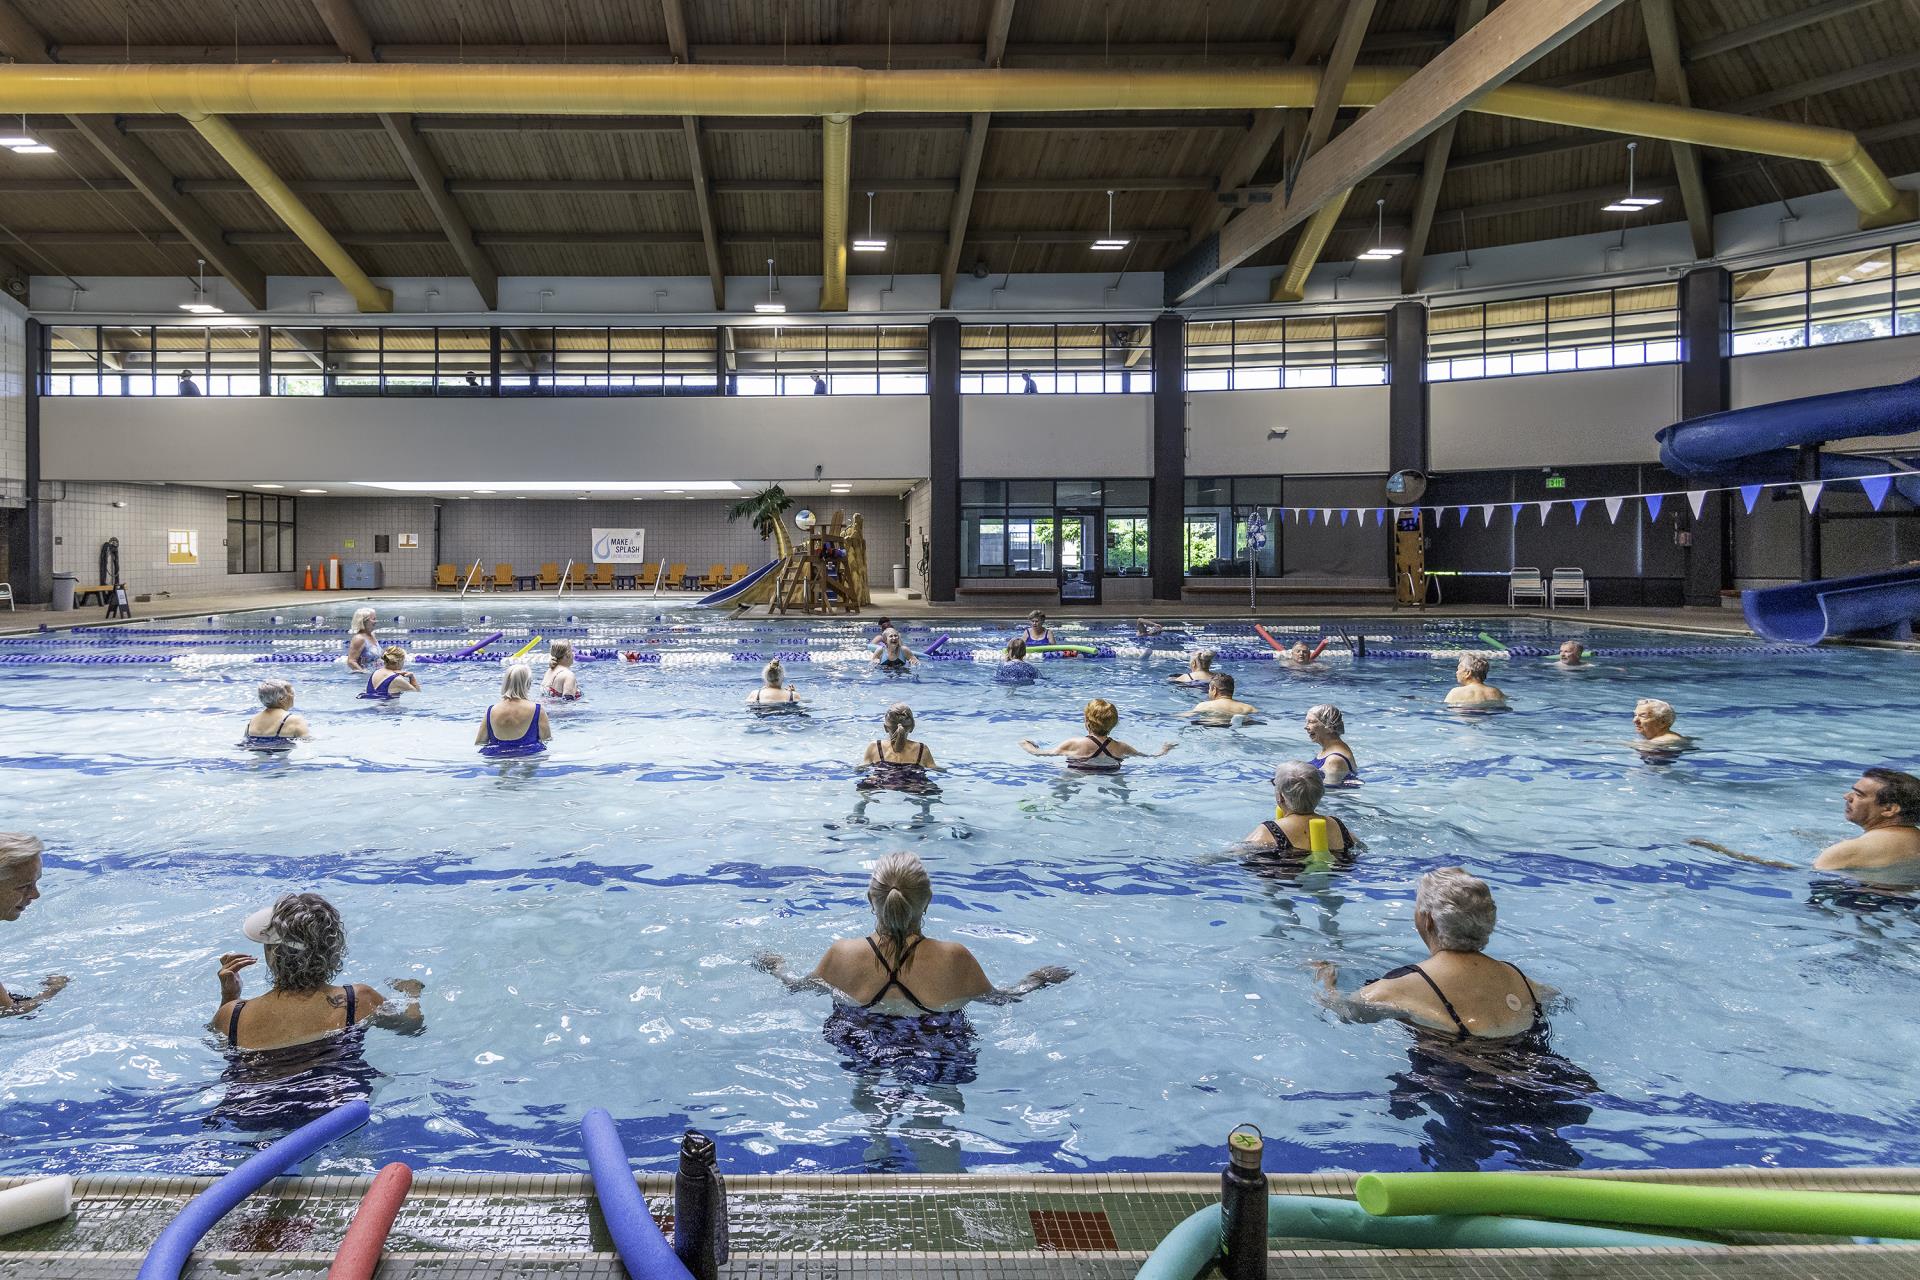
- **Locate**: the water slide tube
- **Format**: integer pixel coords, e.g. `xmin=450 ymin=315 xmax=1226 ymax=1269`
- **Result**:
xmin=1356 ymin=1172 xmax=1920 ymax=1239
xmin=581 ymin=1108 xmax=697 ymax=1280
xmin=326 ymin=1162 xmax=413 ymax=1280
xmin=1136 ymin=1194 xmax=1708 ymax=1280
xmin=1743 ymin=564 xmax=1920 ymax=643
xmin=138 ymin=1100 xmax=369 ymax=1280
xmin=696 ymin=562 xmax=780 ymax=607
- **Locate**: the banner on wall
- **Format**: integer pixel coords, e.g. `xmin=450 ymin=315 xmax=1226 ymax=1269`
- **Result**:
xmin=591 ymin=528 xmax=647 ymax=562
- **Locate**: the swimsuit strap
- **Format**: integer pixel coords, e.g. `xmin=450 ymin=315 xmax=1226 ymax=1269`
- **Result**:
xmin=1502 ymin=960 xmax=1542 ymax=1016
xmin=915 ymin=742 xmax=928 ymax=765
xmin=271 ymin=711 xmax=292 ymax=736
xmin=1331 ymin=816 xmax=1354 ymax=847
xmin=1260 ymin=820 xmax=1295 ymax=852
xmin=1091 ymin=735 xmax=1119 ymax=760
xmin=342 ymin=984 xmax=357 ymax=1026
xmin=226 ymin=1000 xmax=246 ymax=1047
xmin=484 ymin=707 xmax=495 ymax=741
xmin=1383 ymin=963 xmax=1469 ymax=1038
xmin=859 ymin=935 xmax=934 ymax=1013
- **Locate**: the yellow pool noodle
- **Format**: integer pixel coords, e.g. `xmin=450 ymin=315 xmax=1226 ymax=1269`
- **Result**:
xmin=508 ymin=635 xmax=543 ymax=660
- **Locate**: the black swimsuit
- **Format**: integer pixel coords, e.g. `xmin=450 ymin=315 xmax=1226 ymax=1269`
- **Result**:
xmin=1067 ymin=736 xmax=1123 ymax=772
xmin=860 ymin=935 xmax=935 ymax=1013
xmin=1378 ymin=961 xmax=1540 ymax=1040
xmin=227 ymin=985 xmax=358 ymax=1047
xmin=1260 ymin=816 xmax=1355 ymax=852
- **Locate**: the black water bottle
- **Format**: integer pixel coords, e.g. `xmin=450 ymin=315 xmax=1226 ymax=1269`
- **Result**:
xmin=672 ymin=1129 xmax=729 ymax=1280
xmin=1219 ymin=1124 xmax=1267 ymax=1280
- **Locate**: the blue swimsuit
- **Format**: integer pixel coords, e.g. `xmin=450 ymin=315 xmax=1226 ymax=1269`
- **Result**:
xmin=996 ymin=660 xmax=1038 ymax=684
xmin=241 ymin=710 xmax=297 ymax=752
xmin=481 ymin=703 xmax=546 ymax=757
xmin=360 ymin=671 xmax=404 ymax=700
xmin=1310 ymin=750 xmax=1359 ymax=781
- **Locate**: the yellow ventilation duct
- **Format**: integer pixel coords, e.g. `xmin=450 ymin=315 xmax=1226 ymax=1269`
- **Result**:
xmin=820 ymin=114 xmax=850 ymax=312
xmin=1270 ymin=192 xmax=1352 ymax=303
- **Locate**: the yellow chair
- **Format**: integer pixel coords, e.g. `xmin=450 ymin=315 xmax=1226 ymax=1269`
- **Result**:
xmin=433 ymin=564 xmax=457 ymax=589
xmin=697 ymin=562 xmax=726 ymax=590
xmin=635 ymin=561 xmax=659 ymax=589
xmin=665 ymin=562 xmax=688 ymax=590
xmin=591 ymin=564 xmax=615 ymax=589
xmin=493 ymin=562 xmax=514 ymax=591
xmin=567 ymin=563 xmax=588 ymax=587
xmin=728 ymin=562 xmax=749 ymax=584
xmin=537 ymin=562 xmax=560 ymax=589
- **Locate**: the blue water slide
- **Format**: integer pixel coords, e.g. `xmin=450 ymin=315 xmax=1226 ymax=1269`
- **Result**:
xmin=695 ymin=561 xmax=779 ymax=607
xmin=1656 ymin=374 xmax=1920 ymax=642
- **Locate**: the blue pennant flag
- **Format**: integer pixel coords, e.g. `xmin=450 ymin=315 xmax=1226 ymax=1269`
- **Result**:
xmin=1455 ymin=505 xmax=1469 ymax=526
xmin=1340 ymin=508 xmax=1351 ymax=525
xmin=1645 ymin=493 xmax=1664 ymax=521
xmin=1572 ymin=499 xmax=1588 ymax=524
xmin=1738 ymin=484 xmax=1763 ymax=515
xmin=1306 ymin=508 xmax=1316 ymax=524
xmin=1861 ymin=475 xmax=1892 ymax=511
xmin=1374 ymin=507 xmax=1386 ymax=526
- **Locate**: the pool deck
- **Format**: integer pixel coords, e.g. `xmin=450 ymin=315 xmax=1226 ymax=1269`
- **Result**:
xmin=6 ymin=1167 xmax=1919 ymax=1280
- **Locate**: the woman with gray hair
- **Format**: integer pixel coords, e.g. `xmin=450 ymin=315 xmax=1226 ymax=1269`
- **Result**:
xmin=476 ymin=662 xmax=550 ymax=757
xmin=1316 ymin=868 xmax=1555 ymax=1040
xmin=1244 ymin=762 xmax=1356 ymax=856
xmin=2 ymin=833 xmax=66 ymax=1015
xmin=242 ymin=679 xmax=310 ymax=751
xmin=1632 ymin=698 xmax=1690 ymax=751
xmin=748 ymin=658 xmax=800 ymax=707
xmin=1445 ymin=653 xmax=1507 ymax=706
xmin=1304 ymin=703 xmax=1358 ymax=784
xmin=210 ymin=892 xmax=424 ymax=1051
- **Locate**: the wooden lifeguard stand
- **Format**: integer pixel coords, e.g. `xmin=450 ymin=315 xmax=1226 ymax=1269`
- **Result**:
xmin=770 ymin=511 xmax=870 ymax=614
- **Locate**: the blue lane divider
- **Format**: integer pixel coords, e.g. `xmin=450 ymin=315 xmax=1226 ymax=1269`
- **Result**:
xmin=137 ymin=1100 xmax=369 ymax=1280
xmin=581 ymin=1108 xmax=696 ymax=1280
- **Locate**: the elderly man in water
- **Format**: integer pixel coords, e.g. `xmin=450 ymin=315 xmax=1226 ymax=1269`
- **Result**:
xmin=2 ymin=833 xmax=67 ymax=1015
xmin=1556 ymin=640 xmax=1587 ymax=669
xmin=1695 ymin=769 xmax=1920 ymax=883
xmin=1445 ymin=654 xmax=1507 ymax=706
xmin=1631 ymin=698 xmax=1690 ymax=751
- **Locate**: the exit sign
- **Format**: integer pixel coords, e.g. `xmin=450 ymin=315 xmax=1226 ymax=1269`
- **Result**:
xmin=1545 ymin=476 xmax=1568 ymax=490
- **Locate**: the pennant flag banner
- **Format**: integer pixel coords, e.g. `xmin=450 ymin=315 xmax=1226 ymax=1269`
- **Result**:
xmin=1572 ymin=499 xmax=1588 ymax=524
xmin=1322 ymin=508 xmax=1333 ymax=525
xmin=1537 ymin=501 xmax=1554 ymax=525
xmin=1340 ymin=508 xmax=1351 ymax=525
xmin=1481 ymin=504 xmax=1496 ymax=527
xmin=1374 ymin=507 xmax=1387 ymax=526
xmin=1508 ymin=503 xmax=1523 ymax=520
xmin=1604 ymin=496 xmax=1624 ymax=524
xmin=1739 ymin=484 xmax=1763 ymax=515
xmin=1861 ymin=475 xmax=1891 ymax=511
xmin=1306 ymin=509 xmax=1316 ymax=524
xmin=1645 ymin=494 xmax=1664 ymax=520
xmin=1687 ymin=490 xmax=1707 ymax=519
xmin=1800 ymin=481 xmax=1824 ymax=514
xmin=1455 ymin=505 xmax=1469 ymax=526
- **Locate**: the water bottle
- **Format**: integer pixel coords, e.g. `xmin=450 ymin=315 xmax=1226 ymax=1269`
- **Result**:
xmin=1219 ymin=1124 xmax=1267 ymax=1280
xmin=672 ymin=1129 xmax=728 ymax=1280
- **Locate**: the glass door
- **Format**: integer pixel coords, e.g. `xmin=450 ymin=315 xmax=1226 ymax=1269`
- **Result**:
xmin=1056 ymin=509 xmax=1102 ymax=604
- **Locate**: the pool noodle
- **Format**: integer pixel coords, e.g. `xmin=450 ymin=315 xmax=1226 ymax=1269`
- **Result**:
xmin=137 ymin=1100 xmax=369 ymax=1280
xmin=0 ymin=1176 xmax=72 ymax=1237
xmin=1252 ymin=624 xmax=1285 ymax=652
xmin=415 ymin=631 xmax=503 ymax=665
xmin=1356 ymin=1172 xmax=1920 ymax=1239
xmin=1136 ymin=1194 xmax=1709 ymax=1280
xmin=924 ymin=634 xmax=950 ymax=654
xmin=326 ymin=1162 xmax=412 ymax=1280
xmin=1308 ymin=637 xmax=1331 ymax=660
xmin=581 ymin=1108 xmax=696 ymax=1280
xmin=1026 ymin=644 xmax=1097 ymax=655
xmin=1476 ymin=631 xmax=1509 ymax=652
xmin=508 ymin=635 xmax=543 ymax=660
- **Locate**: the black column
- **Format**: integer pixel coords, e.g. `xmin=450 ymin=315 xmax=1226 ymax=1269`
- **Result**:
xmin=928 ymin=315 xmax=960 ymax=603
xmin=488 ymin=326 xmax=503 ymax=396
xmin=1386 ymin=301 xmax=1429 ymax=475
xmin=1149 ymin=312 xmax=1186 ymax=602
xmin=257 ymin=326 xmax=272 ymax=396
xmin=1679 ymin=266 xmax=1731 ymax=605
xmin=19 ymin=318 xmax=51 ymax=604
xmin=714 ymin=326 xmax=733 ymax=395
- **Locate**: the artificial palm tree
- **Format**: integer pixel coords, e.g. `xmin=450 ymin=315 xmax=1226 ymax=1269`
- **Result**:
xmin=727 ymin=484 xmax=797 ymax=557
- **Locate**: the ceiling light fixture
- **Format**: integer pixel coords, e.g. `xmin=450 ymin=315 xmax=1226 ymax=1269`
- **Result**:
xmin=298 ymin=488 xmax=328 ymax=494
xmin=179 ymin=258 xmax=222 ymax=314
xmin=1091 ymin=189 xmax=1130 ymax=251
xmin=755 ymin=256 xmax=786 ymax=314
xmin=252 ymin=483 xmax=284 ymax=489
xmin=1357 ymin=198 xmax=1403 ymax=261
xmin=1 ymin=115 xmax=51 ymax=155
xmin=1602 ymin=141 xmax=1663 ymax=213
xmin=853 ymin=191 xmax=888 ymax=253
xmin=1855 ymin=259 xmax=1887 ymax=274
xmin=355 ymin=481 xmax=738 ymax=493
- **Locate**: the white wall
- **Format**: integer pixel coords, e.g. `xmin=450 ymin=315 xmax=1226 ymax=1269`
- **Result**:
xmin=41 ymin=395 xmax=931 ymax=486
xmin=1187 ymin=386 xmax=1389 ymax=475
xmin=960 ymin=395 xmax=1153 ymax=477
xmin=1731 ymin=333 xmax=1920 ymax=407
xmin=1431 ymin=364 xmax=1681 ymax=470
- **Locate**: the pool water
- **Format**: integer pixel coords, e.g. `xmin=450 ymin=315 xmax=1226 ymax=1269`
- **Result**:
xmin=3 ymin=603 xmax=1919 ymax=1178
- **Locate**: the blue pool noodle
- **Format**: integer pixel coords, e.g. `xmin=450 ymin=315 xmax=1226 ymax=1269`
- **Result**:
xmin=581 ymin=1108 xmax=696 ymax=1280
xmin=136 ymin=1100 xmax=369 ymax=1280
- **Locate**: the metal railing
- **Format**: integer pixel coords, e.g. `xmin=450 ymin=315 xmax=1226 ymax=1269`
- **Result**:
xmin=459 ymin=559 xmax=483 ymax=597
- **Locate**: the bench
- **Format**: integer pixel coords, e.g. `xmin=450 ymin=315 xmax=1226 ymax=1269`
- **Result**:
xmin=1184 ymin=582 xmax=1384 ymax=597
xmin=74 ymin=584 xmax=115 ymax=606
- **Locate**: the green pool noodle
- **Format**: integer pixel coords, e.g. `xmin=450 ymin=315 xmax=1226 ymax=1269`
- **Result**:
xmin=1356 ymin=1173 xmax=1920 ymax=1239
xmin=1476 ymin=631 xmax=1509 ymax=651
xmin=1135 ymin=1194 xmax=1710 ymax=1280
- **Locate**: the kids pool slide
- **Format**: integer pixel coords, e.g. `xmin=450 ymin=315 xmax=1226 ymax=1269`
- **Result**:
xmin=695 ymin=560 xmax=779 ymax=607
xmin=1655 ymin=374 xmax=1920 ymax=643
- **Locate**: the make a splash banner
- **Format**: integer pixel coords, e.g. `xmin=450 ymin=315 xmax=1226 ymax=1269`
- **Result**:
xmin=1261 ymin=471 xmax=1908 ymax=528
xmin=590 ymin=528 xmax=648 ymax=561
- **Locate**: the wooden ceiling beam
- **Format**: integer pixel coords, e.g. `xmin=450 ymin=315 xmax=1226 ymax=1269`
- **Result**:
xmin=939 ymin=0 xmax=1018 ymax=309
xmin=1718 ymin=50 xmax=1920 ymax=116
xmin=1171 ymin=0 xmax=1629 ymax=304
xmin=659 ymin=0 xmax=727 ymax=310
xmin=1640 ymin=0 xmax=1712 ymax=260
xmin=52 ymin=112 xmax=1257 ymax=136
xmin=0 ymin=174 xmax=1220 ymax=197
xmin=9 ymin=227 xmax=1199 ymax=248
xmin=1401 ymin=0 xmax=1490 ymax=295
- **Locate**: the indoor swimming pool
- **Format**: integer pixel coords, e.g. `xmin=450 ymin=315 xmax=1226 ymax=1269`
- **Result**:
xmin=3 ymin=602 xmax=1918 ymax=1178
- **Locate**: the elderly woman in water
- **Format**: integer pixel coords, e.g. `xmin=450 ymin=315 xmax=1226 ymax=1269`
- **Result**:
xmin=361 ymin=646 xmax=420 ymax=701
xmin=211 ymin=892 xmax=424 ymax=1050
xmin=1303 ymin=703 xmax=1358 ymax=784
xmin=2 ymin=833 xmax=66 ymax=1016
xmin=1445 ymin=654 xmax=1507 ymax=706
xmin=748 ymin=658 xmax=801 ymax=707
xmin=1170 ymin=649 xmax=1216 ymax=687
xmin=1244 ymin=762 xmax=1357 ymax=857
xmin=755 ymin=852 xmax=1071 ymax=1016
xmin=1632 ymin=698 xmax=1691 ymax=751
xmin=1021 ymin=698 xmax=1173 ymax=771
xmin=873 ymin=629 xmax=919 ymax=670
xmin=476 ymin=662 xmax=550 ymax=757
xmin=243 ymin=679 xmax=311 ymax=750
xmin=1314 ymin=867 xmax=1555 ymax=1040
xmin=344 ymin=608 xmax=379 ymax=672
xmin=542 ymin=640 xmax=581 ymax=701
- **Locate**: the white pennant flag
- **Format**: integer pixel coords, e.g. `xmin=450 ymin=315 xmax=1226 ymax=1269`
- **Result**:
xmin=1687 ymin=489 xmax=1707 ymax=519
xmin=1322 ymin=508 xmax=1334 ymax=524
xmin=1480 ymin=504 xmax=1495 ymax=527
xmin=1800 ymin=481 xmax=1824 ymax=514
xmin=1604 ymin=496 xmax=1624 ymax=524
xmin=1537 ymin=500 xmax=1554 ymax=524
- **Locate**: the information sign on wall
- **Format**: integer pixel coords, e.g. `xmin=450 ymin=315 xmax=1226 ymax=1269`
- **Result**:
xmin=166 ymin=530 xmax=198 ymax=565
xmin=398 ymin=533 xmax=419 ymax=549
xmin=591 ymin=528 xmax=647 ymax=561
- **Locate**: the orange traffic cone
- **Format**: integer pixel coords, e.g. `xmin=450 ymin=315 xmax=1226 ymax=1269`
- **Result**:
xmin=303 ymin=564 xmax=314 ymax=591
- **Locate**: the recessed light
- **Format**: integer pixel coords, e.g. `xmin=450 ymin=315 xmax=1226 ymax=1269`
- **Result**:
xmin=252 ymin=483 xmax=284 ymax=489
xmin=298 ymin=488 xmax=328 ymax=494
xmin=474 ymin=489 xmax=497 ymax=494
xmin=514 ymin=495 xmax=526 ymax=500
xmin=354 ymin=480 xmax=738 ymax=493
xmin=1856 ymin=259 xmax=1888 ymax=273
xmin=457 ymin=495 xmax=470 ymax=500
xmin=664 ymin=489 xmax=684 ymax=494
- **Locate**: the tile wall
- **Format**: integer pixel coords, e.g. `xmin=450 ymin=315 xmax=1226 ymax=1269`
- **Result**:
xmin=904 ymin=481 xmax=932 ymax=594
xmin=0 ymin=298 xmax=24 ymax=509
xmin=50 ymin=481 xmax=298 ymax=596
xmin=297 ymin=496 xmax=439 ymax=588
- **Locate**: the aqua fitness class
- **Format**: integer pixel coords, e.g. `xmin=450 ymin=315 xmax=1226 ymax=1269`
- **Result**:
xmin=5 ymin=4 xmax=1920 ymax=1277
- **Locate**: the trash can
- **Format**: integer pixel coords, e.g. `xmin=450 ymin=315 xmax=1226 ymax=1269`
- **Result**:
xmin=892 ymin=564 xmax=908 ymax=591
xmin=51 ymin=572 xmax=78 ymax=611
